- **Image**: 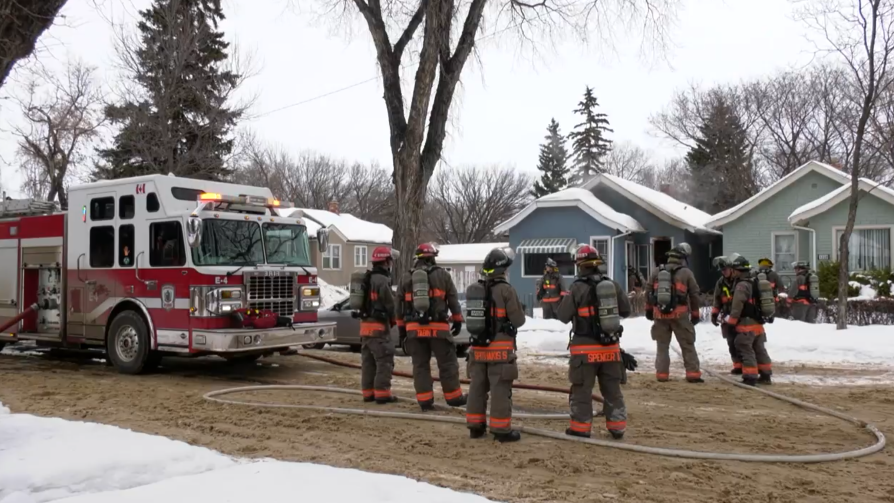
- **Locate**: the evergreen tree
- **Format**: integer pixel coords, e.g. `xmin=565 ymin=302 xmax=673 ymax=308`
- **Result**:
xmin=95 ymin=0 xmax=241 ymax=180
xmin=684 ymin=95 xmax=757 ymax=214
xmin=531 ymin=118 xmax=570 ymax=197
xmin=568 ymin=86 xmax=613 ymax=184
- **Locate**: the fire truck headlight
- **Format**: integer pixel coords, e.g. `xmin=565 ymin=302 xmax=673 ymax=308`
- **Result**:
xmin=206 ymin=287 xmax=244 ymax=315
xmin=243 ymin=335 xmax=252 ymax=345
xmin=301 ymin=299 xmax=320 ymax=310
xmin=301 ymin=287 xmax=320 ymax=298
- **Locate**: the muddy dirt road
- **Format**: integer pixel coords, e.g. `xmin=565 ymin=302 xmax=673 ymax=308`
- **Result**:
xmin=1 ymin=349 xmax=893 ymax=503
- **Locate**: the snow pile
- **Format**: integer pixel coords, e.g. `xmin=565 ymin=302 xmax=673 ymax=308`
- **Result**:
xmin=279 ymin=208 xmax=392 ymax=244
xmin=437 ymin=243 xmax=508 ymax=264
xmin=598 ymin=174 xmax=715 ymax=233
xmin=516 ymin=316 xmax=894 ymax=368
xmin=849 ymin=281 xmax=878 ymax=301
xmin=318 ymin=278 xmax=349 ymax=310
xmin=0 ymin=405 xmax=495 ymax=503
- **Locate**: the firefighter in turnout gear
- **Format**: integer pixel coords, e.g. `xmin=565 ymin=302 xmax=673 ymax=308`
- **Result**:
xmin=356 ymin=246 xmax=400 ymax=403
xmin=627 ymin=265 xmax=646 ymax=293
xmin=757 ymin=258 xmax=782 ymax=303
xmin=465 ymin=247 xmax=526 ymax=442
xmin=726 ymin=255 xmax=773 ymax=385
xmin=644 ymin=243 xmax=703 ymax=383
xmin=396 ymin=243 xmax=467 ymax=410
xmin=537 ymin=258 xmax=566 ymax=319
xmin=711 ymin=256 xmax=742 ymax=374
xmin=788 ymin=261 xmax=818 ymax=323
xmin=557 ymin=245 xmax=631 ymax=440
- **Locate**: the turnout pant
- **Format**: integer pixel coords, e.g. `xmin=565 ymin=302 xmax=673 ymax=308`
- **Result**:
xmin=541 ymin=301 xmax=560 ymax=319
xmin=791 ymin=302 xmax=818 ymax=323
xmin=652 ymin=317 xmax=701 ymax=381
xmin=722 ymin=323 xmax=742 ymax=371
xmin=734 ymin=329 xmax=772 ymax=379
xmin=407 ymin=336 xmax=463 ymax=404
xmin=466 ymin=359 xmax=517 ymax=434
xmin=361 ymin=335 xmax=395 ymax=400
xmin=568 ymin=349 xmax=627 ymax=436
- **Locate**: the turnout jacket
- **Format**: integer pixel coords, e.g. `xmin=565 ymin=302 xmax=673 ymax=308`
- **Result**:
xmin=727 ymin=277 xmax=765 ymax=336
xmin=644 ymin=256 xmax=701 ymax=320
xmin=538 ymin=271 xmax=567 ymax=302
xmin=557 ymin=269 xmax=631 ymax=347
xmin=469 ymin=275 xmax=526 ymax=363
xmin=396 ymin=262 xmax=464 ymax=338
xmin=360 ymin=267 xmax=396 ymax=337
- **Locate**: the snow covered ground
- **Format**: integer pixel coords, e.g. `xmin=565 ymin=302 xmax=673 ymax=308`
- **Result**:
xmin=0 ymin=404 xmax=495 ymax=503
xmin=516 ymin=316 xmax=894 ymax=385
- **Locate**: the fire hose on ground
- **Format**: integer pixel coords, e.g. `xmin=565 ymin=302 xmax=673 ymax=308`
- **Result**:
xmin=202 ymin=347 xmax=886 ymax=463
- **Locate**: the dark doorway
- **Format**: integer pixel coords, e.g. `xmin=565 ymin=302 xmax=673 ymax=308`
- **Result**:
xmin=653 ymin=238 xmax=672 ymax=266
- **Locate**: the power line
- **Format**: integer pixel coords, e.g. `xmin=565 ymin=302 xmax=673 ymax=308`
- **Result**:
xmin=247 ymin=12 xmax=552 ymax=120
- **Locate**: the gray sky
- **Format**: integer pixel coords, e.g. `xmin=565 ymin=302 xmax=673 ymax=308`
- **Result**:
xmin=0 ymin=0 xmax=816 ymax=198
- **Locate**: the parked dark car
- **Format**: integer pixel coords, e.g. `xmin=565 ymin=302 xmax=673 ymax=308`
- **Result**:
xmin=313 ymin=297 xmax=471 ymax=355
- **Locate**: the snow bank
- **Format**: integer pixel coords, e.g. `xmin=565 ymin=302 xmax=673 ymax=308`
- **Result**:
xmin=0 ymin=407 xmax=495 ymax=503
xmin=437 ymin=243 xmax=507 ymax=264
xmin=318 ymin=278 xmax=349 ymax=310
xmin=516 ymin=316 xmax=894 ymax=368
xmin=849 ymin=282 xmax=878 ymax=301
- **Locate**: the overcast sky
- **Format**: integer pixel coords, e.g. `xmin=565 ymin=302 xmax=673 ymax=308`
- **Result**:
xmin=0 ymin=0 xmax=817 ymax=198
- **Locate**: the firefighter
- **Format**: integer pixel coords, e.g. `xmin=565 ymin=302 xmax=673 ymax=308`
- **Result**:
xmin=360 ymin=246 xmax=400 ymax=403
xmin=787 ymin=261 xmax=818 ymax=323
xmin=396 ymin=243 xmax=467 ymax=410
xmin=644 ymin=243 xmax=703 ymax=383
xmin=757 ymin=258 xmax=782 ymax=303
xmin=711 ymin=256 xmax=741 ymax=375
xmin=627 ymin=265 xmax=646 ymax=293
xmin=557 ymin=245 xmax=631 ymax=440
xmin=465 ymin=247 xmax=526 ymax=442
xmin=726 ymin=255 xmax=773 ymax=385
xmin=537 ymin=258 xmax=566 ymax=319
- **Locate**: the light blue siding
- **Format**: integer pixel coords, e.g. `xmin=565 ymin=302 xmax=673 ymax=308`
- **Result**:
xmin=802 ymin=189 xmax=894 ymax=269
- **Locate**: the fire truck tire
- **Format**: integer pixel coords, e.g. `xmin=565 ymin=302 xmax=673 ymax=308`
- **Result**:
xmin=224 ymin=353 xmax=263 ymax=365
xmin=106 ymin=310 xmax=152 ymax=375
xmin=0 ymin=342 xmax=5 ymax=352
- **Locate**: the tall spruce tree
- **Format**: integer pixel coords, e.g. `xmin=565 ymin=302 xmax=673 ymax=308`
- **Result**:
xmin=531 ymin=118 xmax=570 ymax=197
xmin=684 ymin=95 xmax=757 ymax=214
xmin=568 ymin=86 xmax=613 ymax=184
xmin=95 ymin=0 xmax=241 ymax=180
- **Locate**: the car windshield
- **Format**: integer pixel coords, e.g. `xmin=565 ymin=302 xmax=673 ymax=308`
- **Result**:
xmin=192 ymin=219 xmax=264 ymax=266
xmin=263 ymin=223 xmax=312 ymax=266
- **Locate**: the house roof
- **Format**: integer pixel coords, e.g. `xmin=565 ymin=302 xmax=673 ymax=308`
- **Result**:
xmin=493 ymin=187 xmax=644 ymax=235
xmin=789 ymin=178 xmax=894 ymax=224
xmin=277 ymin=208 xmax=393 ymax=244
xmin=706 ymin=160 xmax=851 ymax=229
xmin=581 ymin=173 xmax=718 ymax=234
xmin=436 ymin=242 xmax=509 ymax=264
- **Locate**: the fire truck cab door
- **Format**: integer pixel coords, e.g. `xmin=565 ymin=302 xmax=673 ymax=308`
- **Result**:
xmin=75 ymin=192 xmax=119 ymax=342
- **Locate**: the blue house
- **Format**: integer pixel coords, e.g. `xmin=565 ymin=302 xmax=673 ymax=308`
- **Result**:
xmin=494 ymin=174 xmax=722 ymax=302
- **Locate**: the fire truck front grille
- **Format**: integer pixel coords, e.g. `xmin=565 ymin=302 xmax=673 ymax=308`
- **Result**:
xmin=246 ymin=275 xmax=295 ymax=317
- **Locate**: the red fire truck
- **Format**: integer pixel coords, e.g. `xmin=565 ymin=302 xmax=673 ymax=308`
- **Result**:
xmin=0 ymin=175 xmax=335 ymax=374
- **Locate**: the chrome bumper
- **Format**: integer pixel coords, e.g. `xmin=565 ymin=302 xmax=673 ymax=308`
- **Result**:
xmin=190 ymin=322 xmax=336 ymax=353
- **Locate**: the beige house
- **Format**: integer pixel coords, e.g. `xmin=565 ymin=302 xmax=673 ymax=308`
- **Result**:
xmin=282 ymin=205 xmax=392 ymax=287
xmin=436 ymin=242 xmax=509 ymax=294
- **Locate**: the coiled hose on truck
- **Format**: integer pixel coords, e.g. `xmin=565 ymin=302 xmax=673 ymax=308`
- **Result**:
xmin=202 ymin=347 xmax=886 ymax=463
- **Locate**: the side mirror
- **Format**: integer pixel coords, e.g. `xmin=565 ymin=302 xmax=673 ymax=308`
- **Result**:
xmin=187 ymin=216 xmax=203 ymax=249
xmin=317 ymin=227 xmax=330 ymax=253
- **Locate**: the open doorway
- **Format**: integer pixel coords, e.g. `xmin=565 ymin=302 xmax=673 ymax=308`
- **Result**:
xmin=652 ymin=237 xmax=672 ymax=266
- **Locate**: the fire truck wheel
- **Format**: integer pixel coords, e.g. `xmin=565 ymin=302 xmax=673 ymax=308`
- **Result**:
xmin=0 ymin=342 xmax=5 ymax=352
xmin=106 ymin=310 xmax=152 ymax=375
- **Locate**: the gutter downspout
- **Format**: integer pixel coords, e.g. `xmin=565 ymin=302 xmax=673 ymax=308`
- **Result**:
xmin=791 ymin=224 xmax=817 ymax=271
xmin=611 ymin=231 xmax=633 ymax=289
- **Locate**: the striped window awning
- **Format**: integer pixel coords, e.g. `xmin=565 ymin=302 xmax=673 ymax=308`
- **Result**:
xmin=516 ymin=238 xmax=577 ymax=254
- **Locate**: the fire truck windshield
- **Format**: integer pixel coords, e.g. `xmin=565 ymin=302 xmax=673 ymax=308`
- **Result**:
xmin=263 ymin=223 xmax=312 ymax=266
xmin=192 ymin=219 xmax=265 ymax=266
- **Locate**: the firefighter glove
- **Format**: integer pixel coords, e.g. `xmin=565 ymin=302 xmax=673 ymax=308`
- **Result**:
xmin=711 ymin=312 xmax=719 ymax=326
xmin=766 ymin=316 xmax=775 ymax=324
xmin=621 ymin=350 xmax=638 ymax=371
xmin=451 ymin=321 xmax=463 ymax=335
xmin=645 ymin=309 xmax=654 ymax=321
xmin=690 ymin=314 xmax=700 ymax=326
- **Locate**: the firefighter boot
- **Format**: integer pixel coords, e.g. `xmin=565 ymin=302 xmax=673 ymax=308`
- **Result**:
xmin=687 ymin=377 xmax=705 ymax=383
xmin=469 ymin=426 xmax=487 ymax=439
xmin=363 ymin=396 xmax=375 ymax=403
xmin=493 ymin=430 xmax=521 ymax=443
xmin=730 ymin=368 xmax=743 ymax=375
xmin=375 ymin=396 xmax=398 ymax=405
xmin=446 ymin=394 xmax=468 ymax=407
xmin=565 ymin=428 xmax=591 ymax=439
xmin=758 ymin=373 xmax=772 ymax=385
xmin=609 ymin=430 xmax=625 ymax=440
xmin=742 ymin=377 xmax=758 ymax=387
xmin=419 ymin=400 xmax=436 ymax=412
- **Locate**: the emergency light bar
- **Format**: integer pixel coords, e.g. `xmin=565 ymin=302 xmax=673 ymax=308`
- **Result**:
xmin=198 ymin=192 xmax=293 ymax=208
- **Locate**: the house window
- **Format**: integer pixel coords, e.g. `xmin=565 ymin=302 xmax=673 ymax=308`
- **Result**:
xmin=772 ymin=232 xmax=797 ymax=273
xmin=323 ymin=244 xmax=342 ymax=270
xmin=835 ymin=227 xmax=891 ymax=271
xmin=354 ymin=245 xmax=368 ymax=268
xmin=590 ymin=237 xmax=610 ymax=270
xmin=522 ymin=252 xmax=575 ymax=276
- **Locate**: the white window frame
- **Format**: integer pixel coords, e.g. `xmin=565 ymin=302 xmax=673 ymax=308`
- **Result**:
xmin=831 ymin=225 xmax=894 ymax=272
xmin=771 ymin=231 xmax=798 ymax=274
xmin=520 ymin=252 xmax=577 ymax=278
xmin=323 ymin=244 xmax=342 ymax=270
xmin=590 ymin=235 xmax=611 ymax=262
xmin=354 ymin=245 xmax=368 ymax=268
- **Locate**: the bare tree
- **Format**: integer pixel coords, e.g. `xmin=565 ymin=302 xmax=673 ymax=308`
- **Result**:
xmin=602 ymin=141 xmax=654 ymax=183
xmin=10 ymin=60 xmax=105 ymax=208
xmin=311 ymin=0 xmax=680 ymax=276
xmin=0 ymin=1 xmax=67 ymax=88
xmin=639 ymin=157 xmax=693 ymax=203
xmin=426 ymin=164 xmax=532 ymax=244
xmin=798 ymin=0 xmax=894 ymax=330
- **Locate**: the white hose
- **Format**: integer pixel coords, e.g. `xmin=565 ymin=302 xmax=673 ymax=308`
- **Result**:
xmin=202 ymin=353 xmax=886 ymax=463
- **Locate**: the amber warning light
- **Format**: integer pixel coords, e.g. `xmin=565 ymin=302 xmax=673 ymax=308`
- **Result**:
xmin=198 ymin=193 xmax=292 ymax=208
